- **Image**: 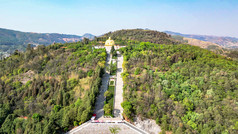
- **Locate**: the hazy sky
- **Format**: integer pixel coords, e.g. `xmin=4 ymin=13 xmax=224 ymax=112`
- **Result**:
xmin=0 ymin=0 xmax=237 ymax=37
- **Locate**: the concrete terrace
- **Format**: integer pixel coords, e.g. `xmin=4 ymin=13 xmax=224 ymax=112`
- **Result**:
xmin=73 ymin=122 xmax=138 ymax=134
xmin=67 ymin=121 xmax=148 ymax=134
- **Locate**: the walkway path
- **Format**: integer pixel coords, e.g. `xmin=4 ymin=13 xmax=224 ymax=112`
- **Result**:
xmin=93 ymin=51 xmax=111 ymax=120
xmin=113 ymin=53 xmax=124 ymax=118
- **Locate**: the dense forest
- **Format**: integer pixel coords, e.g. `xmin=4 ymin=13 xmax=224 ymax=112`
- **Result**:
xmin=119 ymin=42 xmax=238 ymax=134
xmin=0 ymin=39 xmax=107 ymax=133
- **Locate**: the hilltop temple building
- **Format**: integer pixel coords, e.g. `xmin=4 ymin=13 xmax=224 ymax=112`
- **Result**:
xmin=94 ymin=37 xmax=124 ymax=52
xmin=105 ymin=37 xmax=115 ymax=46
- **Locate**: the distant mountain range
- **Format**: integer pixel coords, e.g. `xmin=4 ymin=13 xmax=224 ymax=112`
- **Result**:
xmin=1 ymin=27 xmax=238 ymax=53
xmin=164 ymin=31 xmax=238 ymax=49
xmin=0 ymin=28 xmax=94 ymax=53
xmin=82 ymin=33 xmax=95 ymax=39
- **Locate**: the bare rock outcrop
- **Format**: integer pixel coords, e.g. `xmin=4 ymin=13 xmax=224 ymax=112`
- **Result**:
xmin=134 ymin=117 xmax=161 ymax=134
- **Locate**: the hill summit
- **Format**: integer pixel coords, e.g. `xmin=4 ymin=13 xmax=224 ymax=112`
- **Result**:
xmin=98 ymin=29 xmax=178 ymax=45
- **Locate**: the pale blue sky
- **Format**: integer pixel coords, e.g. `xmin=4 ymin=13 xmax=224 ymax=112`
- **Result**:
xmin=0 ymin=0 xmax=237 ymax=37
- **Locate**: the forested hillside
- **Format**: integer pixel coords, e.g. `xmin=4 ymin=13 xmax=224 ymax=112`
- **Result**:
xmin=171 ymin=35 xmax=225 ymax=53
xmin=0 ymin=28 xmax=94 ymax=53
xmin=1 ymin=28 xmax=238 ymax=134
xmin=97 ymin=29 xmax=178 ymax=45
xmin=0 ymin=40 xmax=107 ymax=133
xmin=165 ymin=31 xmax=238 ymax=48
xmin=119 ymin=42 xmax=238 ymax=134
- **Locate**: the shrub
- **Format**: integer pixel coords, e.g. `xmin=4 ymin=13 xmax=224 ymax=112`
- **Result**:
xmin=134 ymin=67 xmax=141 ymax=75
xmin=32 ymin=113 xmax=42 ymax=122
